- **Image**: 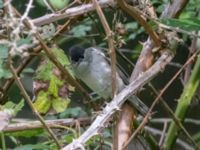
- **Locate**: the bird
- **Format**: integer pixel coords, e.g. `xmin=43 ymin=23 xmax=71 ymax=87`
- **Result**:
xmin=67 ymin=46 xmax=148 ymax=115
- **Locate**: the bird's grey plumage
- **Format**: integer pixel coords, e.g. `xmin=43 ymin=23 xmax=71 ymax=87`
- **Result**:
xmin=70 ymin=47 xmax=148 ymax=115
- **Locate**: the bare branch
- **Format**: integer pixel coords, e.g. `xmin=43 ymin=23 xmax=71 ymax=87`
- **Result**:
xmin=62 ymin=50 xmax=174 ymax=150
xmin=3 ymin=117 xmax=91 ymax=132
xmin=117 ymin=0 xmax=161 ymax=47
xmin=33 ymin=0 xmax=115 ymax=26
xmin=123 ymin=51 xmax=199 ymax=149
xmin=92 ymin=0 xmax=117 ymax=97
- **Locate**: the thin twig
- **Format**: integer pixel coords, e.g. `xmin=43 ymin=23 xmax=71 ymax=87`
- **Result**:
xmin=151 ymin=118 xmax=200 ymax=125
xmin=2 ymin=6 xmax=92 ymax=103
xmin=145 ymin=126 xmax=193 ymax=150
xmin=116 ymin=46 xmax=196 ymax=148
xmin=8 ymin=57 xmax=61 ymax=148
xmin=148 ymin=83 xmax=196 ymax=144
xmin=92 ymin=0 xmax=117 ymax=97
xmin=92 ymin=1 xmax=119 ymax=148
xmin=3 ymin=117 xmax=91 ymax=132
xmin=117 ymin=0 xmax=161 ymax=47
xmin=122 ymin=50 xmax=199 ymax=149
xmin=156 ymin=20 xmax=200 ymax=38
xmin=159 ymin=120 xmax=168 ymax=147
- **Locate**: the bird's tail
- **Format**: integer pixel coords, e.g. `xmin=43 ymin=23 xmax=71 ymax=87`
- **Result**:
xmin=128 ymin=95 xmax=149 ymax=116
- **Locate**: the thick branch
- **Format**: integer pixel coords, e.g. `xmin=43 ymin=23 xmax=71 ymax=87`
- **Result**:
xmin=130 ymin=0 xmax=189 ymax=81
xmin=62 ymin=50 xmax=174 ymax=150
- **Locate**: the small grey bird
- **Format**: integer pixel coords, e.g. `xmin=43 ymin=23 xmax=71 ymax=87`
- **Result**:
xmin=68 ymin=46 xmax=148 ymax=115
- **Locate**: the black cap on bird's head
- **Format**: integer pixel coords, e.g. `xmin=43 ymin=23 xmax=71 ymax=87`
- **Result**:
xmin=69 ymin=46 xmax=85 ymax=63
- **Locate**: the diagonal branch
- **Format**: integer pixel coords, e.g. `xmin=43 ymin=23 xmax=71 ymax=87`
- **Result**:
xmin=8 ymin=57 xmax=61 ymax=148
xmin=117 ymin=0 xmax=161 ymax=47
xmin=61 ymin=50 xmax=174 ymax=150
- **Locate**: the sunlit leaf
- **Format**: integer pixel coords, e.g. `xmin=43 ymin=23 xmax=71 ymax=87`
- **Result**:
xmin=33 ymin=91 xmax=51 ymax=114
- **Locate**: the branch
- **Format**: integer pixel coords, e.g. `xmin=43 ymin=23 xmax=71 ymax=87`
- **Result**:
xmin=33 ymin=0 xmax=115 ymax=26
xmin=126 ymin=0 xmax=189 ymax=148
xmin=8 ymin=58 xmax=61 ymax=148
xmin=130 ymin=0 xmax=189 ymax=82
xmin=92 ymin=0 xmax=117 ymax=97
xmin=164 ymin=48 xmax=200 ymax=149
xmin=117 ymin=0 xmax=161 ymax=47
xmin=161 ymin=0 xmax=189 ymax=18
xmin=145 ymin=126 xmax=193 ymax=150
xmin=123 ymin=51 xmax=199 ymax=149
xmin=61 ymin=50 xmax=174 ymax=150
xmin=3 ymin=117 xmax=91 ymax=132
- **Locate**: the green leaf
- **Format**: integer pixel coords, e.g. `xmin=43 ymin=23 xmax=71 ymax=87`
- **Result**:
xmin=6 ymin=129 xmax=44 ymax=138
xmin=71 ymin=24 xmax=92 ymax=37
xmin=52 ymin=97 xmax=70 ymax=113
xmin=0 ymin=44 xmax=9 ymax=59
xmin=0 ymin=60 xmax=12 ymax=79
xmin=41 ymin=24 xmax=56 ymax=40
xmin=160 ymin=18 xmax=200 ymax=31
xmin=13 ymin=99 xmax=24 ymax=115
xmin=17 ymin=37 xmax=32 ymax=47
xmin=52 ymin=48 xmax=71 ymax=66
xmin=59 ymin=107 xmax=83 ymax=118
xmin=35 ymin=47 xmax=74 ymax=80
xmin=63 ymin=133 xmax=74 ymax=143
xmin=22 ymin=68 xmax=35 ymax=74
xmin=0 ymin=68 xmax=12 ymax=79
xmin=2 ymin=99 xmax=24 ymax=116
xmin=52 ymin=48 xmax=74 ymax=77
xmin=14 ymin=143 xmax=49 ymax=150
xmin=33 ymin=91 xmax=51 ymax=114
xmin=125 ymin=22 xmax=138 ymax=31
xmin=34 ymin=59 xmax=53 ymax=80
xmin=36 ymin=0 xmax=69 ymax=10
xmin=0 ymin=0 xmax=3 ymax=9
xmin=48 ymin=75 xmax=62 ymax=97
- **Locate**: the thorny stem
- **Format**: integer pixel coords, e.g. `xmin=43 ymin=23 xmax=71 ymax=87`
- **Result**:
xmin=123 ymin=51 xmax=200 ymax=149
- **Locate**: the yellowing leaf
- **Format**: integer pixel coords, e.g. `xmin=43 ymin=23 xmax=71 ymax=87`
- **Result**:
xmin=33 ymin=91 xmax=51 ymax=114
xmin=48 ymin=75 xmax=63 ymax=97
xmin=52 ymin=98 xmax=70 ymax=113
